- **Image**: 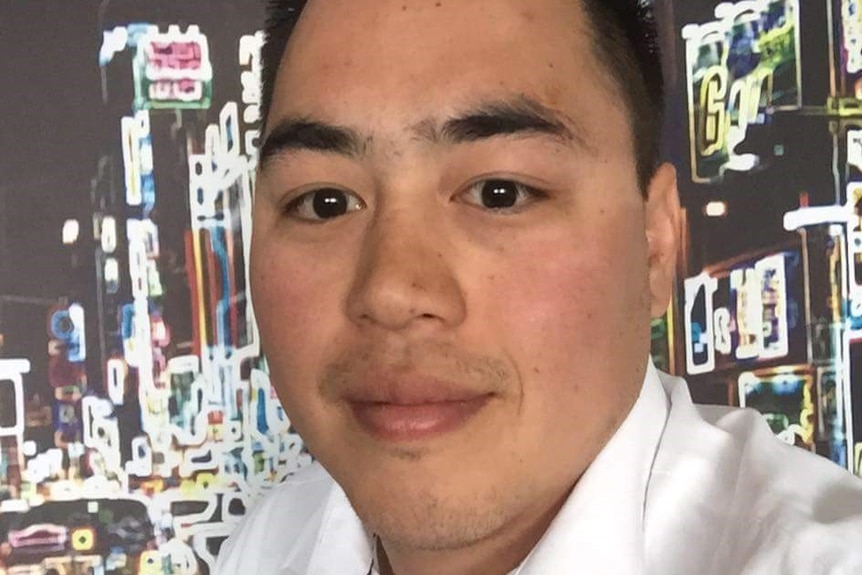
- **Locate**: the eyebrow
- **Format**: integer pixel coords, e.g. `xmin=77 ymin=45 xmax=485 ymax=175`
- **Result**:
xmin=259 ymin=119 xmax=364 ymax=170
xmin=258 ymin=96 xmax=586 ymax=171
xmin=432 ymin=96 xmax=581 ymax=146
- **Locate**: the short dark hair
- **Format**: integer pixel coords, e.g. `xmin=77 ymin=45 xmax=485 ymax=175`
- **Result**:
xmin=260 ymin=0 xmax=664 ymax=192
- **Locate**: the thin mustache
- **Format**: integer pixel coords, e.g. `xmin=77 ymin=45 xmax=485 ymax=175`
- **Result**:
xmin=319 ymin=343 xmax=513 ymax=402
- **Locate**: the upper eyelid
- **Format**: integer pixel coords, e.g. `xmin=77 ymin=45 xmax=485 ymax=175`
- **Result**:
xmin=457 ymin=178 xmax=547 ymax=214
xmin=281 ymin=187 xmax=366 ymax=223
xmin=279 ymin=174 xmax=546 ymax=208
xmin=281 ymin=184 xmax=360 ymax=207
xmin=461 ymin=172 xmax=548 ymax=191
xmin=279 ymin=191 xmax=367 ymax=225
xmin=462 ymin=177 xmax=546 ymax=198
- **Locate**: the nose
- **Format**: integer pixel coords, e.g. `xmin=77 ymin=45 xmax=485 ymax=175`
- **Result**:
xmin=346 ymin=209 xmax=466 ymax=332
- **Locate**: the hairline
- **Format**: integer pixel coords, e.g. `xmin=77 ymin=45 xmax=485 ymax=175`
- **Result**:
xmin=260 ymin=0 xmax=662 ymax=193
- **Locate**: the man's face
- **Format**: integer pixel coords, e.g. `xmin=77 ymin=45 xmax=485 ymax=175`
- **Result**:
xmin=252 ymin=0 xmax=676 ymax=557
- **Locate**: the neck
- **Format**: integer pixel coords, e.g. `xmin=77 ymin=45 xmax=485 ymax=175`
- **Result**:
xmin=377 ymin=487 xmax=570 ymax=575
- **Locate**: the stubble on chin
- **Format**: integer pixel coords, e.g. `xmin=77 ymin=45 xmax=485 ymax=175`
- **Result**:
xmin=358 ymin=479 xmax=514 ymax=553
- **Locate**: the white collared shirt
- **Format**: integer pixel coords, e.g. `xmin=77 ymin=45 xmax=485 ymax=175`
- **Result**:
xmin=214 ymin=362 xmax=862 ymax=575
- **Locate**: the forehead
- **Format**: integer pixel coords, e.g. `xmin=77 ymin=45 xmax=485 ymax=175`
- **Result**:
xmin=269 ymin=0 xmax=627 ymax=154
xmin=289 ymin=0 xmax=586 ymax=56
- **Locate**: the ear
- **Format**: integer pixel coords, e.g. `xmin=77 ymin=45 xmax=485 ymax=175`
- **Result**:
xmin=644 ymin=162 xmax=681 ymax=318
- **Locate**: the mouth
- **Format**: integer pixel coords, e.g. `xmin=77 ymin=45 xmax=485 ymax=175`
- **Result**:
xmin=348 ymin=391 xmax=494 ymax=443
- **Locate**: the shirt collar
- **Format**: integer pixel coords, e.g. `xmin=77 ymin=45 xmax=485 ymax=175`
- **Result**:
xmin=303 ymin=485 xmax=376 ymax=575
xmin=304 ymin=359 xmax=669 ymax=575
xmin=512 ymin=359 xmax=670 ymax=574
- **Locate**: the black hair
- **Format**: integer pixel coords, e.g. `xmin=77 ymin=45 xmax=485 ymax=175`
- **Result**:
xmin=260 ymin=0 xmax=306 ymax=134
xmin=579 ymin=0 xmax=664 ymax=193
xmin=259 ymin=0 xmax=664 ymax=192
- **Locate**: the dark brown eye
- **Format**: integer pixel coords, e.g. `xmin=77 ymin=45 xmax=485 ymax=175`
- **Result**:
xmin=285 ymin=188 xmax=364 ymax=221
xmin=480 ymin=180 xmax=520 ymax=209
xmin=313 ymin=189 xmax=349 ymax=218
xmin=462 ymin=178 xmax=542 ymax=212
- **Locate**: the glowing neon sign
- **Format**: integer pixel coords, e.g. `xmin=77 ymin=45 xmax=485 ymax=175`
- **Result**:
xmin=239 ymin=32 xmax=264 ymax=159
xmin=738 ymin=370 xmax=815 ymax=447
xmin=845 ymin=179 xmax=862 ymax=331
xmin=841 ymin=0 xmax=862 ymax=75
xmin=684 ymin=250 xmax=802 ymax=375
xmin=133 ymin=25 xmax=213 ymax=110
xmin=682 ymin=0 xmax=801 ymax=183
xmin=121 ymin=111 xmax=155 ymax=211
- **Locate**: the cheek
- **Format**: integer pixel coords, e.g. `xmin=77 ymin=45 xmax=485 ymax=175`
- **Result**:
xmin=250 ymin=240 xmax=357 ymax=455
xmin=250 ymin=239 xmax=344 ymax=392
xmin=482 ymin=216 xmax=651 ymax=411
xmin=494 ymin=227 xmax=647 ymax=345
xmin=455 ymin=216 xmax=652 ymax=491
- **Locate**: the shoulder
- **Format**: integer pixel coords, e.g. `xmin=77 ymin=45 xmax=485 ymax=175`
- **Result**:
xmin=648 ymin=371 xmax=862 ymax=575
xmin=706 ymin=406 xmax=862 ymax=573
xmin=213 ymin=462 xmax=337 ymax=575
xmin=655 ymin=370 xmax=862 ymax=500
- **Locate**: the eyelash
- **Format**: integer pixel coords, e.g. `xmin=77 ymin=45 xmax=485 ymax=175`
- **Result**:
xmin=280 ymin=177 xmax=548 ymax=222
xmin=461 ymin=178 xmax=547 ymax=212
xmin=281 ymin=187 xmax=365 ymax=221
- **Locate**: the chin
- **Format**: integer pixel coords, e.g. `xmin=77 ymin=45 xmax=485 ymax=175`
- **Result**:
xmin=350 ymin=484 xmax=509 ymax=552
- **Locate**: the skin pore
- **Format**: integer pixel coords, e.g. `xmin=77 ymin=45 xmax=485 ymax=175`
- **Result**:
xmin=250 ymin=0 xmax=680 ymax=574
